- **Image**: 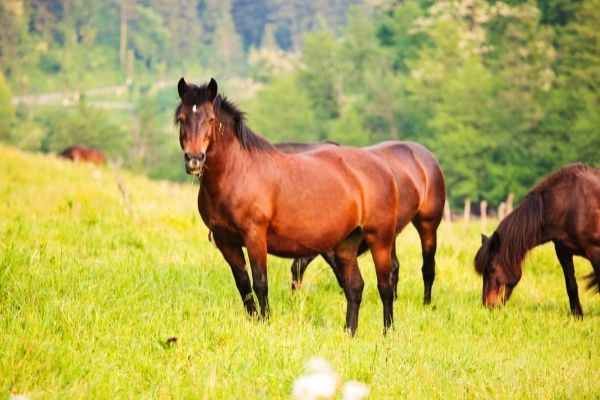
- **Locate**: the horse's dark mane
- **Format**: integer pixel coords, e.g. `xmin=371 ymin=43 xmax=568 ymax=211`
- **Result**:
xmin=174 ymin=82 xmax=273 ymax=152
xmin=475 ymin=192 xmax=543 ymax=277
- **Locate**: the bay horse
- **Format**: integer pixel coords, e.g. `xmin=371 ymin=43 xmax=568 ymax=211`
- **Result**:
xmin=59 ymin=145 xmax=106 ymax=165
xmin=277 ymin=141 xmax=446 ymax=306
xmin=175 ymin=77 xmax=400 ymax=335
xmin=474 ymin=163 xmax=600 ymax=317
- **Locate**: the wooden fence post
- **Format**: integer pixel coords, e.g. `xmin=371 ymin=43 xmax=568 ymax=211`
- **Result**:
xmin=463 ymin=198 xmax=471 ymax=228
xmin=480 ymin=200 xmax=487 ymax=233
xmin=443 ymin=198 xmax=451 ymax=224
xmin=506 ymin=193 xmax=514 ymax=215
xmin=498 ymin=202 xmax=506 ymax=221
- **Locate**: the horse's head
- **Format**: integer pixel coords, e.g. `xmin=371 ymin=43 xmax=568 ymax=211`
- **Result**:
xmin=474 ymin=232 xmax=521 ymax=308
xmin=175 ymin=77 xmax=219 ymax=176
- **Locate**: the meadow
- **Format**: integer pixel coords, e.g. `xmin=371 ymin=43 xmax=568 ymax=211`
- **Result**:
xmin=1 ymin=144 xmax=599 ymax=399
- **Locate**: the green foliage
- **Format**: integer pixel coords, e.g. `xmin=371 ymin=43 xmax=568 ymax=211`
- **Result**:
xmin=329 ymin=104 xmax=370 ymax=147
xmin=128 ymin=6 xmax=171 ymax=71
xmin=245 ymin=75 xmax=320 ymax=143
xmin=0 ymin=72 xmax=14 ymax=139
xmin=31 ymin=103 xmax=126 ymax=155
xmin=298 ymin=30 xmax=343 ymax=126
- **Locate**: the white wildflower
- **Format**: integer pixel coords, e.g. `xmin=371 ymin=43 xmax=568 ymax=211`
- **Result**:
xmin=292 ymin=358 xmax=339 ymax=400
xmin=342 ymin=380 xmax=370 ymax=400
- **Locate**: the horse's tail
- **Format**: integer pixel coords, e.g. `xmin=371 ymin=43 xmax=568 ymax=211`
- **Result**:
xmin=584 ymin=272 xmax=600 ymax=293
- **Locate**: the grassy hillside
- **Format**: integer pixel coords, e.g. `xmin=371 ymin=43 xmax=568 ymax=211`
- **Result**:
xmin=1 ymin=144 xmax=599 ymax=399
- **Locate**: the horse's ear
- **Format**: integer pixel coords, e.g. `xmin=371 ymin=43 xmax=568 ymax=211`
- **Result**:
xmin=481 ymin=234 xmax=488 ymax=245
xmin=178 ymin=77 xmax=187 ymax=99
xmin=490 ymin=231 xmax=501 ymax=252
xmin=207 ymin=77 xmax=218 ymax=100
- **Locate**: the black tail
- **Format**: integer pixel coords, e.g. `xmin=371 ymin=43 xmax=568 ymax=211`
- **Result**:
xmin=584 ymin=272 xmax=600 ymax=293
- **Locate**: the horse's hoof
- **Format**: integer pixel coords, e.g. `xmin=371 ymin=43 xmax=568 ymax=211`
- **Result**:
xmin=571 ymin=310 xmax=583 ymax=320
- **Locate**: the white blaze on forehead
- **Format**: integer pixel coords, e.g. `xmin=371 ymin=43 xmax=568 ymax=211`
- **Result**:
xmin=192 ymin=104 xmax=197 ymax=113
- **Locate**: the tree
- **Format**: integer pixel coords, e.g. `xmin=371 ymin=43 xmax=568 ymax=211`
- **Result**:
xmin=127 ymin=5 xmax=170 ymax=70
xmin=147 ymin=0 xmax=203 ymax=64
xmin=298 ymin=29 xmax=344 ymax=135
xmin=550 ymin=0 xmax=600 ymax=167
xmin=0 ymin=71 xmax=15 ymax=140
xmin=244 ymin=74 xmax=320 ymax=143
xmin=127 ymin=95 xmax=169 ymax=173
xmin=38 ymin=101 xmax=125 ymax=156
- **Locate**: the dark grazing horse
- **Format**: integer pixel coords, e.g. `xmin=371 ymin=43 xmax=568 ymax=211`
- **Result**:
xmin=175 ymin=77 xmax=400 ymax=335
xmin=277 ymin=141 xmax=446 ymax=306
xmin=59 ymin=145 xmax=106 ymax=165
xmin=474 ymin=163 xmax=600 ymax=317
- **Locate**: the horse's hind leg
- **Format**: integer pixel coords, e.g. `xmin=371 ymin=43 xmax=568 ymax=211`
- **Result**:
xmin=334 ymin=231 xmax=364 ymax=336
xmin=363 ymin=232 xmax=395 ymax=334
xmin=413 ymin=215 xmax=441 ymax=305
xmin=357 ymin=239 xmax=394 ymax=299
xmin=291 ymin=256 xmax=316 ymax=290
xmin=322 ymin=250 xmax=344 ymax=289
xmin=290 ymin=251 xmax=343 ymax=291
xmin=390 ymin=242 xmax=400 ymax=300
xmin=555 ymin=243 xmax=583 ymax=318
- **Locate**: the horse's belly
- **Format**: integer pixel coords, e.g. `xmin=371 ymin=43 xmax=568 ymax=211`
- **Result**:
xmin=266 ymin=210 xmax=358 ymax=257
xmin=265 ymin=233 xmax=341 ymax=258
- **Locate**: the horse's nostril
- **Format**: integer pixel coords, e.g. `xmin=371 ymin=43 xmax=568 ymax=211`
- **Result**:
xmin=198 ymin=152 xmax=206 ymax=162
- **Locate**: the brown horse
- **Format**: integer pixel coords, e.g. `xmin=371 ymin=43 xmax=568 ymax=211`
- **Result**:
xmin=175 ymin=77 xmax=400 ymax=335
xmin=59 ymin=145 xmax=106 ymax=165
xmin=474 ymin=163 xmax=600 ymax=317
xmin=278 ymin=141 xmax=446 ymax=306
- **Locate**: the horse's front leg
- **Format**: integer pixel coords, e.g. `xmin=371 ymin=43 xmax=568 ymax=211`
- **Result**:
xmin=214 ymin=238 xmax=257 ymax=316
xmin=245 ymin=232 xmax=270 ymax=319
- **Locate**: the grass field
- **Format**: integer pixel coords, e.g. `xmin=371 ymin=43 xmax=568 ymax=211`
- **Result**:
xmin=1 ymin=144 xmax=599 ymax=399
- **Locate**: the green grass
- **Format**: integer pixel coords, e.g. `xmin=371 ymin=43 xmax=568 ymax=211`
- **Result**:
xmin=1 ymin=144 xmax=599 ymax=399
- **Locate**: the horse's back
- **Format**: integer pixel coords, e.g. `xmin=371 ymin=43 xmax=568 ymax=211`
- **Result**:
xmin=366 ymin=141 xmax=445 ymax=222
xmin=59 ymin=145 xmax=105 ymax=165
xmin=538 ymin=164 xmax=600 ymax=250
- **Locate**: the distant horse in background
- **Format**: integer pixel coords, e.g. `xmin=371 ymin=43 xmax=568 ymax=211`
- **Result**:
xmin=277 ymin=141 xmax=446 ymax=305
xmin=475 ymin=163 xmax=600 ymax=317
xmin=59 ymin=145 xmax=106 ymax=165
xmin=175 ymin=77 xmax=400 ymax=335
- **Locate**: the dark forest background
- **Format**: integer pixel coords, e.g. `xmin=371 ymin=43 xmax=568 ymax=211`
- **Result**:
xmin=0 ymin=0 xmax=598 ymax=208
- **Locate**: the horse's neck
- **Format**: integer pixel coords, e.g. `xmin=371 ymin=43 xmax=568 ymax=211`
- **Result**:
xmin=497 ymin=204 xmax=546 ymax=277
xmin=202 ymin=131 xmax=275 ymax=194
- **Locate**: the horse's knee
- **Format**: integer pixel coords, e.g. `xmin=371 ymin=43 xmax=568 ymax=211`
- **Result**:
xmin=345 ymin=280 xmax=364 ymax=303
xmin=377 ymin=281 xmax=394 ymax=302
xmin=422 ymin=264 xmax=435 ymax=282
xmin=253 ymin=280 xmax=268 ymax=295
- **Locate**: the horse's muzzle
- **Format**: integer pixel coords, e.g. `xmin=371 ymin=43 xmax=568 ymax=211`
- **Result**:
xmin=184 ymin=152 xmax=206 ymax=176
